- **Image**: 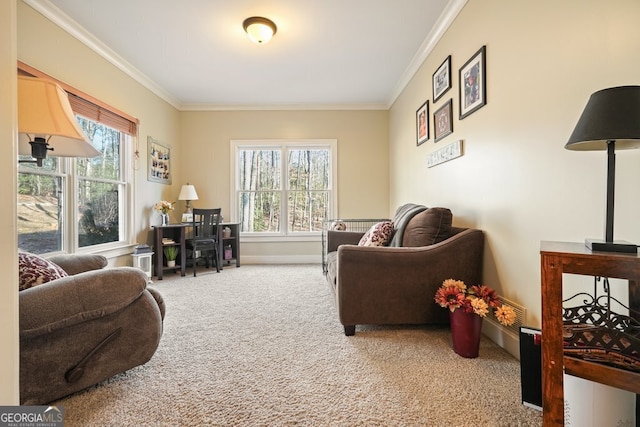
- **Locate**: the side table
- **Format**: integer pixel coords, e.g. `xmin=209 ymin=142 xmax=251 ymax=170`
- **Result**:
xmin=540 ymin=241 xmax=640 ymax=426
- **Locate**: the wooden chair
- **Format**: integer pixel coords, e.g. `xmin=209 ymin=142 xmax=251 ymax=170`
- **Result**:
xmin=186 ymin=208 xmax=221 ymax=276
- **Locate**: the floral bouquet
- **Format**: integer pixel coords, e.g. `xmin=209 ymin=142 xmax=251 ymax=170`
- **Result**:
xmin=434 ymin=279 xmax=516 ymax=326
xmin=154 ymin=200 xmax=175 ymax=214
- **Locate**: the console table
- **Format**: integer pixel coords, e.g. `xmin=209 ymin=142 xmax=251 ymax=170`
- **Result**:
xmin=540 ymin=241 xmax=640 ymax=426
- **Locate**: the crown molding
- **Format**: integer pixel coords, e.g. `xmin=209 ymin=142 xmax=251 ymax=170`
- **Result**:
xmin=386 ymin=0 xmax=468 ymax=108
xmin=24 ymin=0 xmax=465 ymax=112
xmin=23 ymin=0 xmax=182 ymax=109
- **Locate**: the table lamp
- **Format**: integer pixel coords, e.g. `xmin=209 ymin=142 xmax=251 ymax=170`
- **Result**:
xmin=565 ymin=85 xmax=640 ymax=253
xmin=18 ymin=75 xmax=100 ymax=167
xmin=178 ymin=183 xmax=199 ymax=213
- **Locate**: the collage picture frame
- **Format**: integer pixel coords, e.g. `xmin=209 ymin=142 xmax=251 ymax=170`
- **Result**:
xmin=147 ymin=136 xmax=172 ymax=184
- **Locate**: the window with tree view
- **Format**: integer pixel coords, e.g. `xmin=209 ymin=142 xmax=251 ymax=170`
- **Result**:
xmin=18 ymin=117 xmax=129 ymax=254
xmin=235 ymin=140 xmax=336 ymax=236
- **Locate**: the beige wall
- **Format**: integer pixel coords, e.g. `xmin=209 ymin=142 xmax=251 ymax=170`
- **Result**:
xmin=17 ymin=1 xmax=182 ymax=255
xmin=389 ymin=0 xmax=640 ymax=333
xmin=180 ymin=109 xmax=389 ymax=262
xmin=0 ymin=0 xmax=19 ymax=405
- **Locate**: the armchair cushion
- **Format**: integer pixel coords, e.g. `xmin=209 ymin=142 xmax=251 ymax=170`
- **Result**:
xmin=19 ymin=260 xmax=164 ymax=405
xmin=402 ymin=207 xmax=453 ymax=247
xmin=19 ymin=252 xmax=68 ymax=291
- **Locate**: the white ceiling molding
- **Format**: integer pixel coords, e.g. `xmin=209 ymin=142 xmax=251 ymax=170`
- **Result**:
xmin=23 ymin=0 xmax=465 ymax=112
xmin=23 ymin=0 xmax=182 ymax=109
xmin=387 ymin=0 xmax=468 ymax=109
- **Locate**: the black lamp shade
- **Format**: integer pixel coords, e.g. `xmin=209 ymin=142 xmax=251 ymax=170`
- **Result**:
xmin=566 ymin=85 xmax=640 ymax=151
xmin=565 ymin=85 xmax=640 ymax=253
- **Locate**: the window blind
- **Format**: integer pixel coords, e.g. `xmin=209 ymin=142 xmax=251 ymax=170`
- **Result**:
xmin=17 ymin=61 xmax=138 ymax=136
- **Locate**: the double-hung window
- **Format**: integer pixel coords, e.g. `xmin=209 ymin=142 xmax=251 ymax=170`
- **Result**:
xmin=17 ymin=65 xmax=136 ymax=255
xmin=232 ymin=139 xmax=337 ymax=239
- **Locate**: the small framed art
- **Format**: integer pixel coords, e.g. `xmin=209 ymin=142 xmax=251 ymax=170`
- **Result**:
xmin=434 ymin=98 xmax=453 ymax=142
xmin=147 ymin=136 xmax=172 ymax=184
xmin=181 ymin=213 xmax=193 ymax=223
xmin=433 ymin=55 xmax=451 ymax=102
xmin=416 ymin=100 xmax=429 ymax=146
xmin=459 ymin=46 xmax=487 ymax=119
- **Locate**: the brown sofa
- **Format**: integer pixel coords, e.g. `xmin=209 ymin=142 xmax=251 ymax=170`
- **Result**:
xmin=325 ymin=205 xmax=484 ymax=335
xmin=19 ymin=254 xmax=165 ymax=404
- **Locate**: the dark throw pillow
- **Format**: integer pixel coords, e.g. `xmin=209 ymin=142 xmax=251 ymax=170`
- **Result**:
xmin=402 ymin=207 xmax=453 ymax=247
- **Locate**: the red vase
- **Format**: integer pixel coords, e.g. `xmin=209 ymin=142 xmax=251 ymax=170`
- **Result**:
xmin=449 ymin=309 xmax=483 ymax=358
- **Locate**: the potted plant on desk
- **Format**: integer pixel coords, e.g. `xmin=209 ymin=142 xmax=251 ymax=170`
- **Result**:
xmin=163 ymin=246 xmax=179 ymax=268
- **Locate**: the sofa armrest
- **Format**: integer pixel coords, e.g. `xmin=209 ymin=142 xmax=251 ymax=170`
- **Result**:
xmin=20 ymin=267 xmax=149 ymax=338
xmin=327 ymin=230 xmax=364 ymax=253
xmin=48 ymin=254 xmax=108 ymax=276
xmin=335 ymin=229 xmax=484 ymax=324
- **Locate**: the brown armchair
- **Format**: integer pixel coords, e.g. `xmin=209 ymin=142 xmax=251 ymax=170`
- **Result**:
xmin=19 ymin=254 xmax=165 ymax=404
xmin=325 ymin=206 xmax=484 ymax=336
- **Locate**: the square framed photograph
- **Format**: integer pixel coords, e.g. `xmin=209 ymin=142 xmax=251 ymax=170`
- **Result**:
xmin=459 ymin=45 xmax=487 ymax=119
xmin=433 ymin=98 xmax=453 ymax=142
xmin=433 ymin=55 xmax=451 ymax=102
xmin=416 ymin=100 xmax=429 ymax=146
xmin=147 ymin=136 xmax=172 ymax=184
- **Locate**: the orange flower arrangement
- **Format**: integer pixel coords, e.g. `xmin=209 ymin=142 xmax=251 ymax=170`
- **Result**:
xmin=434 ymin=279 xmax=516 ymax=326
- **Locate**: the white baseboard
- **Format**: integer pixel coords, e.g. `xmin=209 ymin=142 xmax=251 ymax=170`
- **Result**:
xmin=483 ymin=318 xmax=520 ymax=360
xmin=240 ymin=255 xmax=321 ymax=265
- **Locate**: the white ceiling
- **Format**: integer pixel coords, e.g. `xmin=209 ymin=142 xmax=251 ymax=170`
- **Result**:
xmin=28 ymin=0 xmax=466 ymax=110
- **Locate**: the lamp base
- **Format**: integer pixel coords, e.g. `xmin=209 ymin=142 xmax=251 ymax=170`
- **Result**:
xmin=585 ymin=238 xmax=638 ymax=254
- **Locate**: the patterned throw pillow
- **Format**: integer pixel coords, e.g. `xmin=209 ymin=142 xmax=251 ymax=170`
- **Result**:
xmin=358 ymin=221 xmax=394 ymax=246
xmin=18 ymin=252 xmax=68 ymax=291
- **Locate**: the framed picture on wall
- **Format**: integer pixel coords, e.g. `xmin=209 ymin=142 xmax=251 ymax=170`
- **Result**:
xmin=147 ymin=136 xmax=172 ymax=184
xmin=416 ymin=100 xmax=429 ymax=146
xmin=459 ymin=45 xmax=487 ymax=119
xmin=434 ymin=98 xmax=453 ymax=142
xmin=433 ymin=55 xmax=452 ymax=102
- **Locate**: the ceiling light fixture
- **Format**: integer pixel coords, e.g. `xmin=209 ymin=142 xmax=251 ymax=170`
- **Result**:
xmin=242 ymin=16 xmax=277 ymax=44
xmin=18 ymin=76 xmax=99 ymax=167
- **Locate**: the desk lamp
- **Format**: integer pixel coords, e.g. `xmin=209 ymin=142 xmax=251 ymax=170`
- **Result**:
xmin=178 ymin=183 xmax=199 ymax=213
xmin=565 ymin=86 xmax=640 ymax=253
xmin=18 ymin=76 xmax=99 ymax=167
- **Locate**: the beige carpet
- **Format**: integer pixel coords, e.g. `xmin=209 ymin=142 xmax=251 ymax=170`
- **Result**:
xmin=55 ymin=265 xmax=542 ymax=426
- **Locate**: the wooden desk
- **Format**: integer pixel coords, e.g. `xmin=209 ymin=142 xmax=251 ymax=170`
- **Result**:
xmin=153 ymin=223 xmax=188 ymax=280
xmin=153 ymin=222 xmax=240 ymax=279
xmin=540 ymin=241 xmax=640 ymax=426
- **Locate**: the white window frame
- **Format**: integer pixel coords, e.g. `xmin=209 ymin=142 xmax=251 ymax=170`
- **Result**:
xmin=74 ymin=127 xmax=133 ymax=254
xmin=230 ymin=139 xmax=338 ymax=242
xmin=18 ymin=125 xmax=135 ymax=256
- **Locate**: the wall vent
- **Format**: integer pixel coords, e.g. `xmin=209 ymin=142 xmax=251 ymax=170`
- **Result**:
xmin=486 ymin=295 xmax=526 ymax=335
